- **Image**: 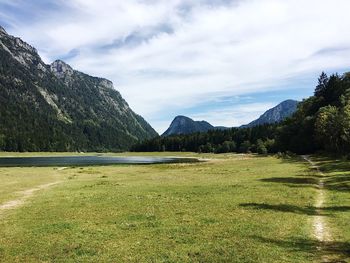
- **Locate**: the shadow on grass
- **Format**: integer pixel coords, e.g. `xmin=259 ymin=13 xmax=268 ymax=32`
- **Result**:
xmin=240 ymin=203 xmax=350 ymax=215
xmin=252 ymin=235 xmax=350 ymax=262
xmin=317 ymin=160 xmax=350 ymax=173
xmin=324 ymin=174 xmax=350 ymax=192
xmin=262 ymin=155 xmax=350 ymax=192
xmin=240 ymin=203 xmax=318 ymax=215
xmin=294 ymin=173 xmax=328 ymax=178
xmin=261 ymin=174 xmax=350 ymax=192
xmin=275 ymin=155 xmax=305 ymax=165
xmin=260 ymin=177 xmax=318 ymax=185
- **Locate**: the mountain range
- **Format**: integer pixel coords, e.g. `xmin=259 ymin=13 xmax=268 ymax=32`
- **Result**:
xmin=0 ymin=26 xmax=157 ymax=152
xmin=162 ymin=100 xmax=299 ymax=136
xmin=0 ymin=25 xmax=300 ymax=150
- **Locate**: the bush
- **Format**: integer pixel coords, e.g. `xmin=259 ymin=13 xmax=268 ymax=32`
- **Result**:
xmin=256 ymin=139 xmax=268 ymax=154
xmin=239 ymin=141 xmax=251 ymax=153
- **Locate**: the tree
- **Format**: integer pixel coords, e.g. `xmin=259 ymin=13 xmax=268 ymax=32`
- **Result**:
xmin=239 ymin=141 xmax=251 ymax=153
xmin=264 ymin=138 xmax=276 ymax=153
xmin=315 ymin=106 xmax=340 ymax=152
xmin=339 ymin=104 xmax=350 ymax=152
xmin=314 ymin=72 xmax=329 ymax=97
xmin=226 ymin=141 xmax=237 ymax=152
xmin=199 ymin=143 xmax=214 ymax=153
xmin=0 ymin=134 xmax=4 ymax=149
xmin=256 ymin=139 xmax=268 ymax=154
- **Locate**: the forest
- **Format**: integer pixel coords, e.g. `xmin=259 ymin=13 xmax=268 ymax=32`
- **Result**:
xmin=0 ymin=36 xmax=156 ymax=152
xmin=132 ymin=72 xmax=350 ymax=155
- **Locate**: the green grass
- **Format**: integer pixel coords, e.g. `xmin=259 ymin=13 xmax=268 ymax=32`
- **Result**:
xmin=0 ymin=153 xmax=348 ymax=262
xmin=311 ymin=156 xmax=350 ymax=261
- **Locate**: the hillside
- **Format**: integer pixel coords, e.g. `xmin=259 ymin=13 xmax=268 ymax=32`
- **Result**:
xmin=162 ymin=116 xmax=214 ymax=136
xmin=241 ymin=100 xmax=299 ymax=128
xmin=0 ymin=26 xmax=157 ymax=151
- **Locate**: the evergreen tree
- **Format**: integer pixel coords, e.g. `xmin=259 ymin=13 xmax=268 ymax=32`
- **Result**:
xmin=314 ymin=72 xmax=329 ymax=97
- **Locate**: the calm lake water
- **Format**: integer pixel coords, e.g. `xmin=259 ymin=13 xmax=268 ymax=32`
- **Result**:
xmin=0 ymin=156 xmax=200 ymax=167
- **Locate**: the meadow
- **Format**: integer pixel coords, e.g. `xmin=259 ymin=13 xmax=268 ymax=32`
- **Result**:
xmin=0 ymin=153 xmax=348 ymax=262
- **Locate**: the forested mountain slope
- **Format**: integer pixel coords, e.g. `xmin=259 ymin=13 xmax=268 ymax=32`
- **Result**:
xmin=0 ymin=26 xmax=157 ymax=151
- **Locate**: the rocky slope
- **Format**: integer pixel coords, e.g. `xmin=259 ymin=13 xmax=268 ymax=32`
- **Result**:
xmin=0 ymin=26 xmax=157 ymax=151
xmin=241 ymin=100 xmax=299 ymax=128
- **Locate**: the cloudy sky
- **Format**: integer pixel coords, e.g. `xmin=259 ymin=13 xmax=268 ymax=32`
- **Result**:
xmin=1 ymin=0 xmax=350 ymax=133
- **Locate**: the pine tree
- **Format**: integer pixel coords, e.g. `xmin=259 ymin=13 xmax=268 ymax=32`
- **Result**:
xmin=314 ymin=72 xmax=329 ymax=97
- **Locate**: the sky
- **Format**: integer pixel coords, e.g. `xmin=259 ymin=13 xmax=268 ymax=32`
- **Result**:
xmin=1 ymin=0 xmax=350 ymax=133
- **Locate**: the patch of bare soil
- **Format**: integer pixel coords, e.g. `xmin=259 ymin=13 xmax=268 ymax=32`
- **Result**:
xmin=0 ymin=181 xmax=61 ymax=213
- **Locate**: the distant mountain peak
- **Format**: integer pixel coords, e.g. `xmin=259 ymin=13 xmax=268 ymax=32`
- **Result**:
xmin=50 ymin=60 xmax=74 ymax=79
xmin=173 ymin=115 xmax=196 ymax=124
xmin=0 ymin=26 xmax=36 ymax=53
xmin=0 ymin=25 xmax=7 ymax=35
xmin=50 ymin=60 xmax=115 ymax=90
xmin=51 ymin=59 xmax=70 ymax=68
xmin=0 ymin=26 xmax=38 ymax=68
xmin=241 ymin=99 xmax=299 ymax=128
xmin=162 ymin=115 xmax=214 ymax=136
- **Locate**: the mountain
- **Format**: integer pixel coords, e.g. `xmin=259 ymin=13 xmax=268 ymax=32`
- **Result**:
xmin=162 ymin=116 xmax=214 ymax=136
xmin=162 ymin=100 xmax=298 ymax=137
xmin=241 ymin=100 xmax=299 ymax=128
xmin=0 ymin=26 xmax=157 ymax=152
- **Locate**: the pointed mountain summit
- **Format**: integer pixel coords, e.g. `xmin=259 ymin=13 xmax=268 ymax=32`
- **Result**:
xmin=0 ymin=26 xmax=7 ymax=35
xmin=0 ymin=26 xmax=157 ymax=151
xmin=50 ymin=60 xmax=74 ymax=79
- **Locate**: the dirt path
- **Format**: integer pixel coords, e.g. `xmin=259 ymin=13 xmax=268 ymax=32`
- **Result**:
xmin=302 ymin=155 xmax=334 ymax=262
xmin=0 ymin=181 xmax=61 ymax=213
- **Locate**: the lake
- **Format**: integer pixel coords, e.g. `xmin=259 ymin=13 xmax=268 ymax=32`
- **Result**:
xmin=0 ymin=156 xmax=200 ymax=167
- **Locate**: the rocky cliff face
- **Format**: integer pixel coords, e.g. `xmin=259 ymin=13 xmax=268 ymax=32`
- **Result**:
xmin=162 ymin=116 xmax=214 ymax=136
xmin=241 ymin=100 xmax=299 ymax=128
xmin=50 ymin=60 xmax=74 ymax=80
xmin=0 ymin=26 xmax=157 ymax=151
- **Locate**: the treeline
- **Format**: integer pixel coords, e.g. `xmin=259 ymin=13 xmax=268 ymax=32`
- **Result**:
xmin=132 ymin=71 xmax=350 ymax=155
xmin=132 ymin=125 xmax=278 ymax=154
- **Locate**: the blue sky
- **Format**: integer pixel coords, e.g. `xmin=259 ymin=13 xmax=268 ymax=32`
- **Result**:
xmin=1 ymin=0 xmax=350 ymax=133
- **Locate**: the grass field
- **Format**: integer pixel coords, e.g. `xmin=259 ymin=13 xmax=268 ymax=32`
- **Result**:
xmin=0 ymin=153 xmax=348 ymax=262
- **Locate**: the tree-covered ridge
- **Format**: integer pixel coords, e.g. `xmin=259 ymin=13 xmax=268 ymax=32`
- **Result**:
xmin=278 ymin=72 xmax=350 ymax=154
xmin=0 ymin=27 xmax=157 ymax=152
xmin=133 ymin=72 xmax=350 ymax=155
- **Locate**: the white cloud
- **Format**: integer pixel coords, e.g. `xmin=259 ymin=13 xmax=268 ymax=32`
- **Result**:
xmin=3 ymin=0 xmax=350 ymax=132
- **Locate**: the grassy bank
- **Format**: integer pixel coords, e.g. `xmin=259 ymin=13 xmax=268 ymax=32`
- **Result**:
xmin=0 ymin=153 xmax=348 ymax=262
